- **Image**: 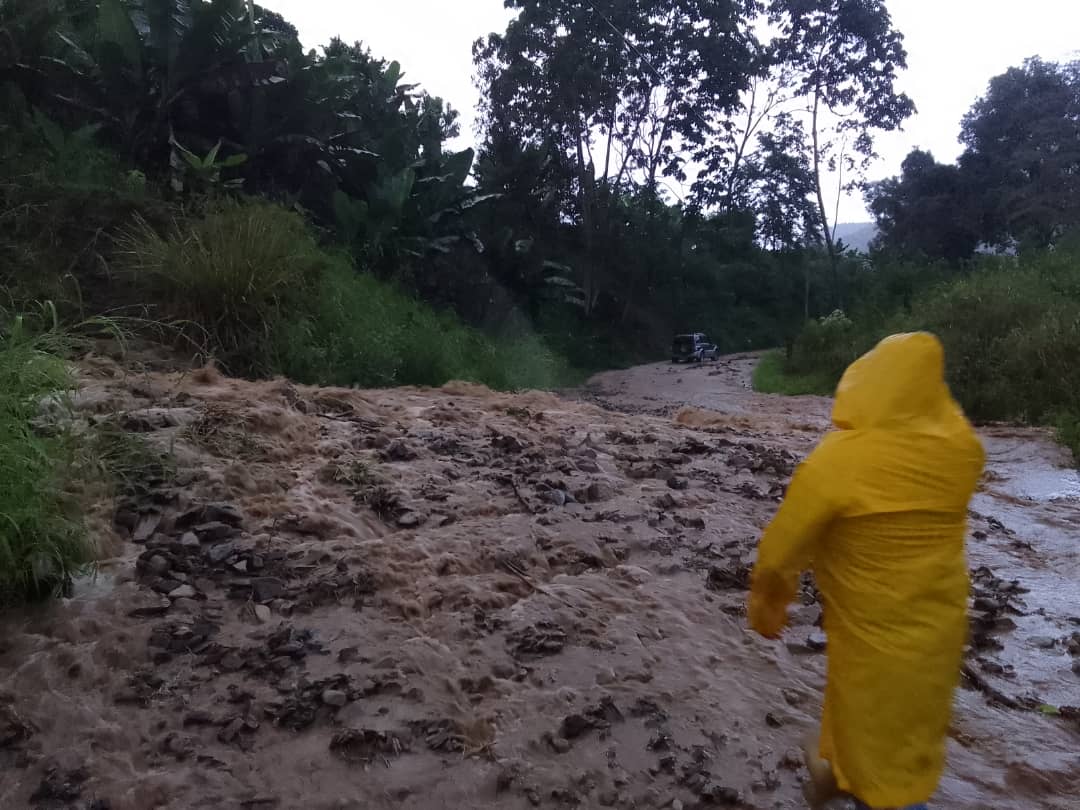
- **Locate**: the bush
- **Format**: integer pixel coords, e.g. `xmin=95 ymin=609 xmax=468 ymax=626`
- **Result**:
xmin=764 ymin=249 xmax=1080 ymax=460
xmin=752 ymin=349 xmax=836 ymax=396
xmin=273 ymin=264 xmax=407 ymax=387
xmin=786 ymin=309 xmax=865 ymax=380
xmin=0 ymin=316 xmax=93 ymax=606
xmin=276 ymin=261 xmax=572 ymax=390
xmin=906 ymin=253 xmax=1080 ymax=427
xmin=118 ymin=198 xmax=329 ymax=373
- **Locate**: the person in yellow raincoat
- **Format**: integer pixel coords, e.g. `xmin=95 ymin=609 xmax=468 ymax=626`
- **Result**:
xmin=748 ymin=333 xmax=985 ymax=809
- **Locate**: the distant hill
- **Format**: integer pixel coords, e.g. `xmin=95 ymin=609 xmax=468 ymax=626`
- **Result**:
xmin=833 ymin=222 xmax=877 ymax=253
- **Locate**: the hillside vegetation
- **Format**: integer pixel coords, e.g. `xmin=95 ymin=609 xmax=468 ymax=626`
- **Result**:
xmin=757 ymin=250 xmax=1080 ymax=458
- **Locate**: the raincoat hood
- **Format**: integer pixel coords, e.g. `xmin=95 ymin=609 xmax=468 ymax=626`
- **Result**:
xmin=831 ymin=332 xmax=953 ymax=431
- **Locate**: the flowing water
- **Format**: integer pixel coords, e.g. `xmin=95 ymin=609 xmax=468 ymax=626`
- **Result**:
xmin=0 ymin=353 xmax=1076 ymax=809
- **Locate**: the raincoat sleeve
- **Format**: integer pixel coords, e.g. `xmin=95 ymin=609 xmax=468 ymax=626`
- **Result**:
xmin=748 ymin=445 xmax=842 ymax=638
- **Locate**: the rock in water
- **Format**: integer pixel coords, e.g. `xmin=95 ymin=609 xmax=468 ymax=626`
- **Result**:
xmin=322 ymin=689 xmax=348 ymax=708
xmin=146 ymin=555 xmax=170 ymax=576
xmin=584 ymin=481 xmax=614 ymax=502
xmin=397 ymin=512 xmax=424 ymax=529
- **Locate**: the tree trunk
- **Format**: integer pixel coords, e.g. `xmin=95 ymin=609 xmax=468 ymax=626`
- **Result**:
xmin=810 ymin=85 xmax=840 ymax=310
xmin=575 ymin=131 xmax=596 ymax=316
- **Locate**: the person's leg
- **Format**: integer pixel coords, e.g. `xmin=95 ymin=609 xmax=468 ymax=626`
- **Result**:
xmin=801 ymin=731 xmax=841 ymax=808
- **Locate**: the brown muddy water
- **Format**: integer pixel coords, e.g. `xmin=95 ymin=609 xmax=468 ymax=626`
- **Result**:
xmin=1 ymin=354 xmax=1077 ymax=809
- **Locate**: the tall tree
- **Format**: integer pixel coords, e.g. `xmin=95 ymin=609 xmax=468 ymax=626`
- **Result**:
xmin=959 ymin=57 xmax=1080 ymax=251
xmin=767 ymin=0 xmax=914 ymax=302
xmin=866 ymin=148 xmax=979 ymax=262
xmin=473 ymin=0 xmax=759 ymax=312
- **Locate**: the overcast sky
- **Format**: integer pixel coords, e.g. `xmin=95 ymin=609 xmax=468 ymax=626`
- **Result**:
xmin=266 ymin=0 xmax=1079 ymax=222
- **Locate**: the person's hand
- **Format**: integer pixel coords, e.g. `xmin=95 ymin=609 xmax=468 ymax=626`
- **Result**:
xmin=748 ymin=592 xmax=788 ymax=639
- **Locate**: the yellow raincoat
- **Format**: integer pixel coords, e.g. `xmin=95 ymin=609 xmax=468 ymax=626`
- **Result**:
xmin=749 ymin=333 xmax=985 ymax=808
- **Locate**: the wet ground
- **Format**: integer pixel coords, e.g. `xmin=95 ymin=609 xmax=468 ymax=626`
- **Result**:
xmin=0 ymin=353 xmax=1077 ymax=809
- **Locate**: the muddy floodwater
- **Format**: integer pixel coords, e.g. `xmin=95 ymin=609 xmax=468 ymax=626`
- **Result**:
xmin=1 ymin=353 xmax=1077 ymax=809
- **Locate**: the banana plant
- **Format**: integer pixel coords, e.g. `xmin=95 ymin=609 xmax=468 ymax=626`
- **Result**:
xmin=168 ymin=131 xmax=246 ymax=193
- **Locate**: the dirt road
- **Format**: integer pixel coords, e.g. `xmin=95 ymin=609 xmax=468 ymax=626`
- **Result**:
xmin=1 ymin=354 xmax=1077 ymax=809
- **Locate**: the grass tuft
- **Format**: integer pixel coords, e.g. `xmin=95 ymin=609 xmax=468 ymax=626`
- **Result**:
xmin=751 ymin=350 xmax=836 ymax=397
xmin=0 ymin=314 xmax=92 ymax=606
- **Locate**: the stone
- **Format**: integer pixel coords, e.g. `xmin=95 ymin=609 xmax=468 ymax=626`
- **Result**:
xmin=151 ymin=578 xmax=181 ymax=595
xmin=146 ymin=555 xmax=170 ymax=576
xmin=322 ymin=690 xmax=348 ymax=708
xmin=217 ymin=717 xmax=245 ymax=744
xmin=253 ymin=604 xmax=272 ymax=623
xmin=559 ymin=714 xmax=591 ymax=740
xmin=199 ymin=503 xmax=245 ymax=527
xmin=168 ymin=597 xmax=197 ymax=614
xmin=547 ymin=735 xmax=572 ymax=754
xmin=132 ymin=512 xmax=162 ymax=543
xmin=546 ymin=490 xmax=567 ymax=507
xmin=595 ymin=669 xmax=617 ymax=686
xmin=492 ymin=662 xmax=517 ymax=680
xmin=129 ymin=600 xmax=171 ymax=618
xmin=194 ymin=521 xmax=238 ymax=542
xmin=252 ymin=577 xmax=285 ymax=603
xmin=179 ymin=532 xmax=200 ymax=549
xmin=666 ymin=476 xmax=689 ymax=491
xmin=183 ymin=711 xmax=216 ymax=727
xmin=781 ymin=689 xmax=805 ymax=707
xmin=1072 ymin=660 xmax=1080 ymax=675
xmin=1032 ymin=636 xmax=1057 ymax=649
xmin=1065 ymin=633 xmax=1080 ymax=655
xmin=397 ymin=512 xmax=424 ymax=529
xmin=206 ymin=542 xmax=236 ymax=564
xmin=177 ymin=503 xmax=244 ymax=529
xmin=220 ymin=653 xmax=244 ymax=672
xmin=168 ymin=584 xmax=197 ymax=600
xmin=655 ymin=493 xmax=679 ymax=510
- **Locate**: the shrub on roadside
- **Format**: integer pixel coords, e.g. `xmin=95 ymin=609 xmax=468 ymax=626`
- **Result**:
xmin=751 ymin=349 xmax=836 ymax=396
xmin=118 ymin=197 xmax=576 ymax=391
xmin=0 ymin=316 xmax=93 ymax=607
xmin=118 ymin=198 xmax=328 ymax=373
xmin=275 ymin=262 xmax=571 ymax=390
xmin=761 ymin=249 xmax=1080 ymax=459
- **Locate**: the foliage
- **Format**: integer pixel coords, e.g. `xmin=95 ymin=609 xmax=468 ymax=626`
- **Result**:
xmin=0 ymin=312 xmax=93 ymax=607
xmin=959 ymin=58 xmax=1080 ymax=251
xmin=751 ymin=349 xmax=835 ymax=396
xmin=903 ymin=253 xmax=1080 ymax=431
xmin=766 ymin=0 xmax=915 ymax=296
xmin=275 ymin=261 xmax=573 ymax=391
xmin=117 ymin=197 xmax=325 ymax=371
xmin=765 ymin=249 xmax=1080 ymax=459
xmin=866 ymin=149 xmax=979 ymax=262
xmin=868 ymin=58 xmax=1080 ymax=260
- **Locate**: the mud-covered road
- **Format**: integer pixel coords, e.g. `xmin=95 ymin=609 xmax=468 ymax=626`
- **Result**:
xmin=1 ymin=353 xmax=1077 ymax=809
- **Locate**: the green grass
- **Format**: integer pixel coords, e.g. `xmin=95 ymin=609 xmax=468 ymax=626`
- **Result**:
xmin=275 ymin=261 xmax=574 ymax=391
xmin=0 ymin=315 xmax=94 ymax=607
xmin=751 ymin=350 xmax=837 ymax=396
xmin=117 ymin=198 xmax=327 ymax=373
